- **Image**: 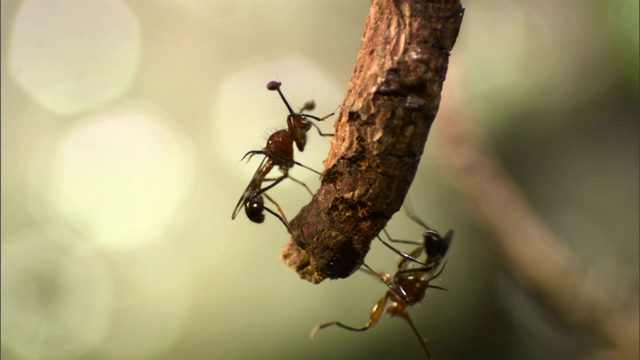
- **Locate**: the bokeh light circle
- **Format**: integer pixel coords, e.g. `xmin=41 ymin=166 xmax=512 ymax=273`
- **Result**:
xmin=1 ymin=227 xmax=113 ymax=360
xmin=8 ymin=0 xmax=140 ymax=116
xmin=98 ymin=243 xmax=193 ymax=359
xmin=46 ymin=102 xmax=194 ymax=249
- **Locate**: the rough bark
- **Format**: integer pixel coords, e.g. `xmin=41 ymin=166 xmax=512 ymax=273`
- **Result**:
xmin=280 ymin=0 xmax=465 ymax=283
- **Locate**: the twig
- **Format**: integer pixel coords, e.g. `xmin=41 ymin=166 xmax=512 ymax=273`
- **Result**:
xmin=280 ymin=0 xmax=465 ymax=283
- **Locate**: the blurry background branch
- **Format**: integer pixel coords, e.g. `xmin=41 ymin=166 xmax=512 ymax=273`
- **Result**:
xmin=437 ymin=110 xmax=640 ymax=360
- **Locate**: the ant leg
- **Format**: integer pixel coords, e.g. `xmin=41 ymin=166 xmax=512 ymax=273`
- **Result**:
xmin=382 ymin=228 xmax=422 ymax=246
xmin=357 ymin=263 xmax=378 ymax=277
xmin=318 ymin=112 xmax=334 ymax=121
xmin=427 ymin=260 xmax=448 ymax=282
xmin=378 ymin=235 xmax=428 ymax=268
xmin=292 ymin=160 xmax=322 ymax=175
xmin=308 ymin=121 xmax=334 ymax=137
xmin=262 ymin=194 xmax=292 ymax=233
xmin=398 ymin=313 xmax=432 ymax=359
xmin=287 ymin=175 xmax=314 ymax=196
xmin=377 ymin=228 xmax=430 ymax=268
xmin=250 ymin=175 xmax=287 ymax=200
xmin=303 ymin=112 xmax=335 ymax=137
xmin=261 ymin=173 xmax=314 ymax=198
xmin=395 ymin=246 xmax=427 ymax=272
xmin=402 ymin=199 xmax=433 ymax=231
xmin=310 ymin=292 xmax=391 ymax=339
xmin=263 ymin=193 xmax=289 ymax=223
xmin=262 ymin=149 xmax=322 ymax=175
xmin=304 ymin=112 xmax=334 ymax=122
xmin=362 ymin=263 xmax=409 ymax=302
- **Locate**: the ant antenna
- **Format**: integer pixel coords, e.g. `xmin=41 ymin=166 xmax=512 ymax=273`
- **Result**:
xmin=403 ymin=198 xmax=433 ymax=231
xmin=267 ymin=81 xmax=296 ymax=114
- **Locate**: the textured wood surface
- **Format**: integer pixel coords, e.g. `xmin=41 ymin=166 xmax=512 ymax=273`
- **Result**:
xmin=281 ymin=0 xmax=465 ymax=283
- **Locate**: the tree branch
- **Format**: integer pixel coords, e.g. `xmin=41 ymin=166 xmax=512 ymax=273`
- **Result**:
xmin=280 ymin=0 xmax=465 ymax=283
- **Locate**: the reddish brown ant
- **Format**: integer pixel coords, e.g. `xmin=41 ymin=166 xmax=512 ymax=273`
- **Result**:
xmin=311 ymin=209 xmax=452 ymax=359
xmin=231 ymin=81 xmax=334 ymax=229
xmin=231 ymin=128 xmax=319 ymax=230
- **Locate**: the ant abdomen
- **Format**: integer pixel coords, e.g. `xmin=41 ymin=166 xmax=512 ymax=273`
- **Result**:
xmin=245 ymin=195 xmax=265 ymax=224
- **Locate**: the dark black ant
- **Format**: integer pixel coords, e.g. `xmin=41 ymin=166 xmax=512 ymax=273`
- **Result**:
xmin=377 ymin=207 xmax=453 ymax=270
xmin=231 ymin=81 xmax=334 ymax=229
xmin=311 ymin=209 xmax=452 ymax=359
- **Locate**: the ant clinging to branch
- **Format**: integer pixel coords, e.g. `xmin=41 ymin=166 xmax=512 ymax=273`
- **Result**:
xmin=231 ymin=81 xmax=334 ymax=231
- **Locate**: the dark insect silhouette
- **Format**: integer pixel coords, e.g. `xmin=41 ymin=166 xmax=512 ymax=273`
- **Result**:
xmin=311 ymin=210 xmax=452 ymax=359
xmin=231 ymin=81 xmax=334 ymax=229
xmin=377 ymin=206 xmax=453 ymax=269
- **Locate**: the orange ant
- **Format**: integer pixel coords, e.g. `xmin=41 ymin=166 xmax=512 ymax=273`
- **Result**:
xmin=231 ymin=81 xmax=334 ymax=229
xmin=311 ymin=211 xmax=452 ymax=359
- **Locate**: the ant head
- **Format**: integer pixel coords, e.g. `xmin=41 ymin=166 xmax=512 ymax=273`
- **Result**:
xmin=423 ymin=229 xmax=453 ymax=260
xmin=287 ymin=115 xmax=312 ymax=152
xmin=245 ymin=195 xmax=265 ymax=223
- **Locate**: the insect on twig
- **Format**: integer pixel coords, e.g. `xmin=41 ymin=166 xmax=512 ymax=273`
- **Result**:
xmin=231 ymin=81 xmax=334 ymax=231
xmin=312 ymin=209 xmax=452 ymax=359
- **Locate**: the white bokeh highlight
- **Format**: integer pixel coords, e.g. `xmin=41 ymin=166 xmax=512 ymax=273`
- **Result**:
xmin=8 ymin=0 xmax=140 ymax=116
xmin=98 ymin=243 xmax=193 ymax=359
xmin=1 ymin=227 xmax=113 ymax=360
xmin=46 ymin=102 xmax=194 ymax=249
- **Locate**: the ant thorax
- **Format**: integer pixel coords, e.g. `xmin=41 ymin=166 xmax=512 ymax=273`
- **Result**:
xmin=263 ymin=129 xmax=294 ymax=168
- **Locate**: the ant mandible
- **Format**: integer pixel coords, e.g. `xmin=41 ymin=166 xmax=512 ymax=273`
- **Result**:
xmin=311 ymin=209 xmax=452 ymax=359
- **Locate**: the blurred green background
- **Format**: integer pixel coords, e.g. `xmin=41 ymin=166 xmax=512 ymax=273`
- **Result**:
xmin=1 ymin=1 xmax=638 ymax=359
